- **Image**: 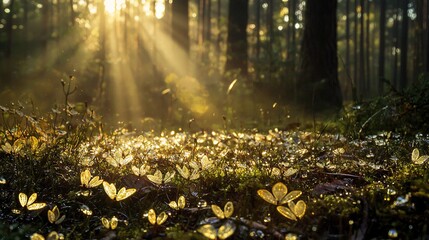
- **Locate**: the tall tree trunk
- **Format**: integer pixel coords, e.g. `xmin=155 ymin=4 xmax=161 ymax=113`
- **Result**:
xmin=353 ymin=0 xmax=358 ymax=100
xmin=172 ymin=0 xmax=190 ymax=55
xmin=255 ymin=0 xmax=261 ymax=61
xmin=359 ymin=0 xmax=365 ymax=98
xmin=365 ymin=1 xmax=371 ymax=95
xmin=298 ymin=0 xmax=342 ymax=112
xmin=225 ymin=0 xmax=248 ymax=76
xmin=400 ymin=0 xmax=409 ymax=89
xmin=378 ymin=0 xmax=386 ymax=95
xmin=5 ymin=0 xmax=15 ymax=58
xmin=69 ymin=0 xmax=75 ymax=25
xmin=345 ymin=0 xmax=350 ymax=81
xmin=267 ymin=0 xmax=273 ymax=82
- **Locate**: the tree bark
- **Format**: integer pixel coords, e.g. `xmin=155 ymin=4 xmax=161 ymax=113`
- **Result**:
xmin=172 ymin=0 xmax=190 ymax=55
xmin=225 ymin=0 xmax=248 ymax=76
xmin=298 ymin=0 xmax=342 ymax=112
xmin=399 ymin=0 xmax=409 ymax=90
xmin=378 ymin=0 xmax=386 ymax=95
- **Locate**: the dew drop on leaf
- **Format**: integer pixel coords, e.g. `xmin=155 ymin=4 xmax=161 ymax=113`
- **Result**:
xmin=197 ymin=199 xmax=207 ymax=208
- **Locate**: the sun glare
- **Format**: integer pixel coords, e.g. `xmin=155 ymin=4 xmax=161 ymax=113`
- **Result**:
xmin=104 ymin=0 xmax=126 ymax=15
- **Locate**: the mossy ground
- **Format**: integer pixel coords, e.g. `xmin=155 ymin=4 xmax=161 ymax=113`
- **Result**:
xmin=0 ymin=97 xmax=429 ymax=239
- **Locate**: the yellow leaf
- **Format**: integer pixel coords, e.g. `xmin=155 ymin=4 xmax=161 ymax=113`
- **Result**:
xmin=80 ymin=169 xmax=91 ymax=187
xmin=218 ymin=221 xmax=236 ymax=239
xmin=116 ymin=187 xmax=136 ymax=201
xmin=27 ymin=193 xmax=38 ymax=206
xmin=277 ymin=206 xmax=297 ymax=221
xmin=88 ymin=176 xmax=103 ymax=188
xmin=18 ymin=193 xmax=28 ymax=207
xmin=211 ymin=204 xmax=225 ymax=219
xmin=176 ymin=164 xmax=190 ymax=179
xmin=103 ymin=182 xmax=117 ymax=200
xmin=147 ymin=170 xmax=163 ymax=185
xmin=101 ymin=217 xmax=110 ymax=229
xmin=272 ymin=182 xmax=288 ymax=203
xmin=197 ymin=224 xmax=217 ymax=240
xmin=223 ymin=201 xmax=234 ymax=218
xmin=280 ymin=190 xmax=302 ymax=205
xmin=178 ymin=195 xmax=186 ymax=209
xmin=169 ymin=201 xmax=179 ymax=210
xmin=30 ymin=233 xmax=45 ymax=240
xmin=257 ymin=189 xmax=277 ymax=205
xmin=27 ymin=203 xmax=46 ymax=211
xmin=157 ymin=211 xmax=168 ymax=225
xmin=148 ymin=209 xmax=156 ymax=225
xmin=293 ymin=200 xmax=306 ymax=219
xmin=412 ymin=148 xmax=419 ymax=162
xmin=46 ymin=231 xmax=60 ymax=240
xmin=111 ymin=216 xmax=118 ymax=229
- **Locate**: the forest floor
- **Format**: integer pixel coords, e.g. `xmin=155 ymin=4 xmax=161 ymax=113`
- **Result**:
xmin=0 ymin=100 xmax=429 ymax=240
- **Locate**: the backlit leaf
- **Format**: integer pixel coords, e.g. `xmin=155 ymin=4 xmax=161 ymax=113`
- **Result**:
xmin=27 ymin=193 xmax=38 ymax=206
xmin=257 ymin=189 xmax=276 ymax=205
xmin=157 ymin=211 xmax=168 ymax=225
xmin=103 ymin=182 xmax=117 ymax=200
xmin=178 ymin=195 xmax=186 ymax=209
xmin=148 ymin=209 xmax=156 ymax=225
xmin=101 ymin=217 xmax=110 ymax=229
xmin=147 ymin=170 xmax=163 ymax=185
xmin=276 ymin=206 xmax=297 ymax=221
xmin=272 ymin=182 xmax=288 ymax=203
xmin=211 ymin=204 xmax=225 ymax=219
xmin=27 ymin=203 xmax=46 ymax=211
xmin=218 ymin=221 xmax=236 ymax=239
xmin=224 ymin=201 xmax=234 ymax=218
xmin=111 ymin=216 xmax=118 ymax=229
xmin=18 ymin=193 xmax=28 ymax=207
xmin=293 ymin=200 xmax=306 ymax=218
xmin=279 ymin=190 xmax=302 ymax=205
xmin=197 ymin=224 xmax=217 ymax=240
xmin=116 ymin=187 xmax=136 ymax=201
xmin=30 ymin=233 xmax=45 ymax=240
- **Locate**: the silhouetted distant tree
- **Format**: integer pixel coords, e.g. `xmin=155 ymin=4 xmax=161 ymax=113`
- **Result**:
xmin=225 ymin=0 xmax=248 ymax=76
xmin=172 ymin=0 xmax=189 ymax=55
xmin=298 ymin=0 xmax=342 ymax=112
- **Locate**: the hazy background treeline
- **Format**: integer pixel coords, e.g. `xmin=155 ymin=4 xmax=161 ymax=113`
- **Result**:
xmin=0 ymin=0 xmax=428 ymax=129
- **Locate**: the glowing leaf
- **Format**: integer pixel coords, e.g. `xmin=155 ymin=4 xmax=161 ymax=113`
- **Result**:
xmin=411 ymin=148 xmax=429 ymax=165
xmin=46 ymin=231 xmax=60 ymax=240
xmin=412 ymin=148 xmax=419 ymax=162
xmin=29 ymin=136 xmax=39 ymax=151
xmin=148 ymin=209 xmax=156 ymax=225
xmin=169 ymin=195 xmax=186 ymax=210
xmin=80 ymin=170 xmax=91 ymax=187
xmin=279 ymin=190 xmax=302 ymax=205
xmin=132 ymin=165 xmax=150 ymax=176
xmin=103 ymin=182 xmax=117 ymax=200
xmin=276 ymin=206 xmax=297 ymax=221
xmin=178 ymin=195 xmax=186 ymax=209
xmin=272 ymin=182 xmax=288 ymax=203
xmin=101 ymin=216 xmax=119 ymax=229
xmin=147 ymin=170 xmax=175 ymax=185
xmin=116 ymin=187 xmax=136 ymax=201
xmin=157 ymin=211 xmax=168 ymax=225
xmin=27 ymin=193 xmax=38 ymax=206
xmin=257 ymin=189 xmax=277 ymax=205
xmin=111 ymin=216 xmax=118 ymax=229
xmin=147 ymin=170 xmax=163 ymax=185
xmin=176 ymin=165 xmax=190 ymax=179
xmin=30 ymin=233 xmax=45 ymax=240
xmin=218 ymin=221 xmax=236 ymax=239
xmin=88 ymin=176 xmax=103 ymax=188
xmin=197 ymin=224 xmax=217 ymax=240
xmin=27 ymin=203 xmax=47 ymax=211
xmin=200 ymin=155 xmax=214 ymax=170
xmin=224 ymin=201 xmax=234 ymax=218
xmin=48 ymin=206 xmax=60 ymax=224
xmin=211 ymin=204 xmax=225 ymax=219
xmin=101 ymin=217 xmax=110 ymax=229
xmin=19 ymin=193 xmax=28 ymax=207
xmin=293 ymin=200 xmax=306 ymax=219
